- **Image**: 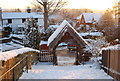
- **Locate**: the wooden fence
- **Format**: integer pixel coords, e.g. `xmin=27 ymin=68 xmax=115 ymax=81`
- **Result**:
xmin=0 ymin=51 xmax=39 ymax=81
xmin=39 ymin=44 xmax=53 ymax=62
xmin=102 ymin=49 xmax=120 ymax=81
xmin=39 ymin=50 xmax=53 ymax=62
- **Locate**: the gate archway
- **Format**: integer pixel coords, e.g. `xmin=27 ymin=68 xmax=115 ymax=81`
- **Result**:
xmin=48 ymin=20 xmax=89 ymax=65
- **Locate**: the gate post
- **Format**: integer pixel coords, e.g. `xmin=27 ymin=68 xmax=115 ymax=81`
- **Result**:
xmin=75 ymin=47 xmax=81 ymax=65
xmin=75 ymin=51 xmax=79 ymax=65
xmin=53 ymin=49 xmax=58 ymax=65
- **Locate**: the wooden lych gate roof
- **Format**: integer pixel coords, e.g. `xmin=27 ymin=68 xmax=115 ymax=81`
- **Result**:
xmin=48 ymin=20 xmax=88 ymax=50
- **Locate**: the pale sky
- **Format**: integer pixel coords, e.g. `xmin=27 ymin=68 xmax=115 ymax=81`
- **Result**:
xmin=0 ymin=0 xmax=119 ymax=10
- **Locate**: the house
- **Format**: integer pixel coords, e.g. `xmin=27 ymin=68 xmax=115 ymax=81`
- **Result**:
xmin=76 ymin=13 xmax=102 ymax=28
xmin=1 ymin=8 xmax=44 ymax=31
xmin=113 ymin=1 xmax=120 ymax=27
xmin=48 ymin=20 xmax=91 ymax=65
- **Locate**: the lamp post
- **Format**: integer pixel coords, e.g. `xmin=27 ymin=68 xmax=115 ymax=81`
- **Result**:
xmin=42 ymin=0 xmax=48 ymax=30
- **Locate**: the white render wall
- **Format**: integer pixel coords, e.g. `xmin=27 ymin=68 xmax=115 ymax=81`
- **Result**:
xmin=38 ymin=18 xmax=44 ymax=26
xmin=3 ymin=19 xmax=8 ymax=25
xmin=12 ymin=19 xmax=22 ymax=31
xmin=3 ymin=18 xmax=44 ymax=31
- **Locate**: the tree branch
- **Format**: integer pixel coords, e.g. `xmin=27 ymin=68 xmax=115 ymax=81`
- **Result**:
xmin=36 ymin=0 xmax=44 ymax=6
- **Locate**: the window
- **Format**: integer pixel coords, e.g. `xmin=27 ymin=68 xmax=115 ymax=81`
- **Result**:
xmin=35 ymin=18 xmax=38 ymax=22
xmin=8 ymin=19 xmax=12 ymax=23
xmin=22 ymin=18 xmax=26 ymax=23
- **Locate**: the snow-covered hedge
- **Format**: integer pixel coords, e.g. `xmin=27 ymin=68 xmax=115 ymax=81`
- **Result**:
xmin=0 ymin=47 xmax=40 ymax=61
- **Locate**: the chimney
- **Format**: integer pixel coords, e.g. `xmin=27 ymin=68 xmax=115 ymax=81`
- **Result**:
xmin=26 ymin=7 xmax=31 ymax=13
xmin=0 ymin=7 xmax=2 ymax=27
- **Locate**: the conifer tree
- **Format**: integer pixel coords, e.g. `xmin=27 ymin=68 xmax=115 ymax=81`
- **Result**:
xmin=23 ymin=18 xmax=41 ymax=50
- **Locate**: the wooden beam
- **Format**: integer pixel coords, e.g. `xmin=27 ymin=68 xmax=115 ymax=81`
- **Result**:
xmin=53 ymin=48 xmax=58 ymax=65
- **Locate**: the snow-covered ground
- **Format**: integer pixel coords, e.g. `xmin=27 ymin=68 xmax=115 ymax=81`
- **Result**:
xmin=57 ymin=56 xmax=75 ymax=66
xmin=20 ymin=61 xmax=112 ymax=79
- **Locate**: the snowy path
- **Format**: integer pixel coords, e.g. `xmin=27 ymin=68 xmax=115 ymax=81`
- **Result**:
xmin=20 ymin=62 xmax=112 ymax=79
xmin=56 ymin=47 xmax=76 ymax=66
xmin=20 ymin=47 xmax=112 ymax=79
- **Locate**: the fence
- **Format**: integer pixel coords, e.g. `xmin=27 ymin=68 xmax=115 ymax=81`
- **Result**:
xmin=39 ymin=50 xmax=53 ymax=62
xmin=39 ymin=44 xmax=53 ymax=62
xmin=0 ymin=51 xmax=39 ymax=81
xmin=102 ymin=49 xmax=120 ymax=81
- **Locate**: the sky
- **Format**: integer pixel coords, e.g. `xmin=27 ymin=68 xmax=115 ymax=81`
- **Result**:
xmin=0 ymin=0 xmax=119 ymax=10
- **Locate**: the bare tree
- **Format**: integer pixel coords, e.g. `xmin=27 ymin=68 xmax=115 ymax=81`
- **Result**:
xmin=31 ymin=2 xmax=43 ymax=12
xmin=36 ymin=0 xmax=67 ymax=16
xmin=35 ymin=0 xmax=67 ymax=29
xmin=6 ymin=8 xmax=22 ymax=12
xmin=98 ymin=9 xmax=115 ymax=30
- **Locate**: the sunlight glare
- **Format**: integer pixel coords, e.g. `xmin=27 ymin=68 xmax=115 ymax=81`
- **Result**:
xmin=67 ymin=0 xmax=116 ymax=10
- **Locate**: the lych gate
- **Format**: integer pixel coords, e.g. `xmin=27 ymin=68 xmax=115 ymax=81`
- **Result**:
xmin=47 ymin=20 xmax=91 ymax=65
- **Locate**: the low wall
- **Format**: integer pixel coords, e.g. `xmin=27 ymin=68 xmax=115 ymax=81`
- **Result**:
xmin=0 ymin=48 xmax=40 ymax=80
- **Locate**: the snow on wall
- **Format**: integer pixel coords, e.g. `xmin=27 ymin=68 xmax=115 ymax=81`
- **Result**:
xmin=101 ymin=44 xmax=120 ymax=50
xmin=47 ymin=20 xmax=88 ymax=46
xmin=0 ymin=47 xmax=40 ymax=61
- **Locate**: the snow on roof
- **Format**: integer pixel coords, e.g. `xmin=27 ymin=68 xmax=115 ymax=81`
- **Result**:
xmin=18 ymin=24 xmax=24 ymax=27
xmin=48 ymin=20 xmax=68 ymax=46
xmin=0 ymin=42 xmax=24 ymax=52
xmin=40 ymin=41 xmax=48 ymax=45
xmin=102 ymin=44 xmax=120 ymax=50
xmin=48 ymin=20 xmax=88 ymax=46
xmin=0 ymin=47 xmax=40 ymax=61
xmin=49 ymin=14 xmax=63 ymax=20
xmin=93 ymin=13 xmax=103 ymax=22
xmin=2 ymin=12 xmax=43 ymax=19
xmin=49 ymin=25 xmax=59 ymax=28
xmin=11 ymin=34 xmax=24 ymax=39
xmin=77 ymin=13 xmax=102 ymax=23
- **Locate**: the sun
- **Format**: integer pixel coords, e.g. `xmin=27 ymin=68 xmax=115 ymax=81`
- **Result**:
xmin=66 ymin=0 xmax=116 ymax=10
